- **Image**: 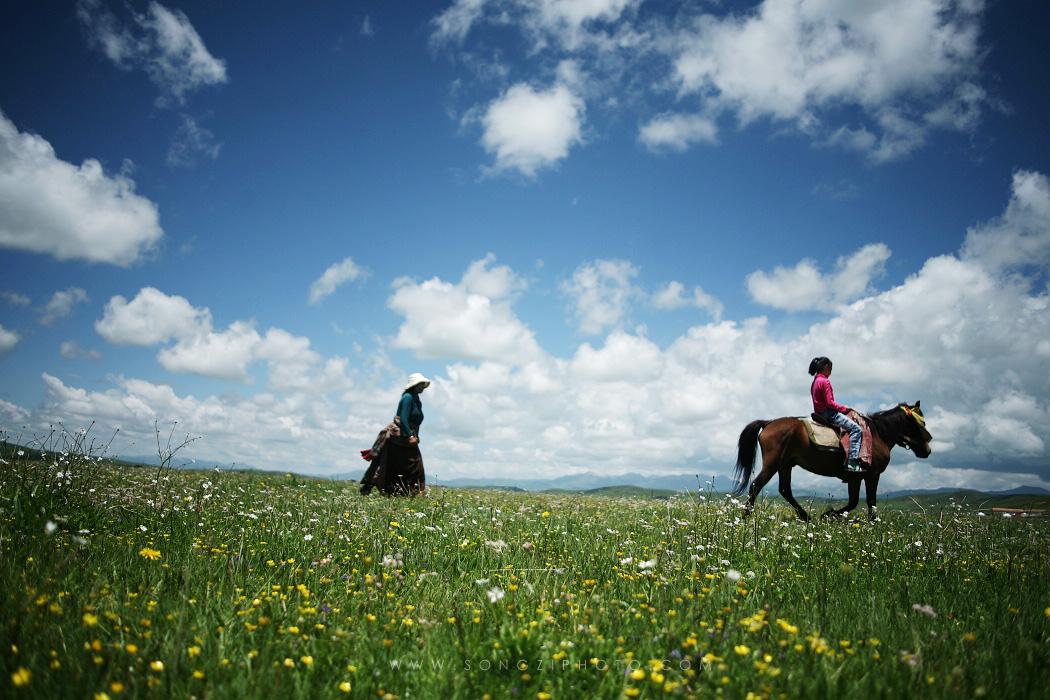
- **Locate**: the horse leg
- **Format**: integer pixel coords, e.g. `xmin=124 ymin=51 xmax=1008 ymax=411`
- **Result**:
xmin=744 ymin=456 xmax=777 ymax=517
xmin=865 ymin=473 xmax=880 ymax=522
xmin=822 ymin=477 xmax=861 ymax=519
xmin=777 ymin=465 xmax=809 ymax=522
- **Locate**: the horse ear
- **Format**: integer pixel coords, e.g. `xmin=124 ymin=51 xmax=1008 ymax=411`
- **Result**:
xmin=915 ymin=400 xmax=921 ymax=409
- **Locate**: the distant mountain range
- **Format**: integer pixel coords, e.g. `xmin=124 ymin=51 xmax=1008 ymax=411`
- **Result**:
xmin=10 ymin=444 xmax=1048 ymax=501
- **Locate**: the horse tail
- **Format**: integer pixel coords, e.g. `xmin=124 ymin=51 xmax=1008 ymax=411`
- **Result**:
xmin=734 ymin=420 xmax=770 ymax=495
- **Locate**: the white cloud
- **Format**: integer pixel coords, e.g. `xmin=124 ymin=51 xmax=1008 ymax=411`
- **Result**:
xmin=96 ymin=287 xmax=211 ymax=346
xmin=167 ymin=114 xmax=222 ymax=167
xmin=562 ymin=259 xmax=638 ymax=335
xmin=652 ymin=280 xmax=723 ymax=320
xmin=479 ymin=82 xmax=584 ymax=177
xmin=361 ymin=15 xmax=375 ymax=37
xmin=431 ymin=0 xmax=487 ymax=44
xmin=1 ymin=291 xmax=30 ymax=307
xmin=309 ymin=256 xmax=368 ymax=304
xmin=961 ymin=170 xmax=1050 ymax=273
xmin=639 ymin=113 xmax=718 ymax=152
xmin=389 ymin=255 xmax=541 ymax=364
xmin=0 ymin=325 xmax=19 ymax=355
xmin=60 ymin=341 xmax=102 ymax=361
xmin=667 ymin=0 xmax=984 ymax=161
xmin=77 ymin=0 xmax=228 ymax=105
xmin=0 ymin=112 xmax=163 ymax=267
xmin=747 ymin=243 xmax=891 ymax=311
xmin=40 ymin=288 xmax=89 ymax=326
xmin=157 ymin=321 xmax=261 ymax=381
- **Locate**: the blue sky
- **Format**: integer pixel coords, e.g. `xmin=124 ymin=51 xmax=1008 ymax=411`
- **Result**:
xmin=2 ymin=0 xmax=1049 ymax=492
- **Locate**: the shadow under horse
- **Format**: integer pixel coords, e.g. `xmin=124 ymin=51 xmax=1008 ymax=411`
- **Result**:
xmin=734 ymin=402 xmax=933 ymax=521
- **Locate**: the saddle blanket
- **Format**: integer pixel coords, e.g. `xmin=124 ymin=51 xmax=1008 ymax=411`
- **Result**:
xmin=801 ymin=410 xmax=873 ymax=466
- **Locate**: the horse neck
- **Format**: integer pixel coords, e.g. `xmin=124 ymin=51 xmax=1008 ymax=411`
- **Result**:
xmin=869 ymin=408 xmax=906 ymax=447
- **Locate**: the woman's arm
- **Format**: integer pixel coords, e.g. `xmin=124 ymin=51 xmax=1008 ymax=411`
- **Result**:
xmin=397 ymin=393 xmax=418 ymax=441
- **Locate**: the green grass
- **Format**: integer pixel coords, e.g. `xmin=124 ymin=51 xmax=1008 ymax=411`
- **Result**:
xmin=2 ymin=449 xmax=1048 ymax=699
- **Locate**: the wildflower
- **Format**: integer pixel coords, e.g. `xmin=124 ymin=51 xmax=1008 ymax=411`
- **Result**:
xmin=94 ymin=694 xmax=110 ymax=700
xmin=638 ymin=558 xmax=657 ymax=570
xmin=45 ymin=521 xmax=58 ymax=536
xmin=487 ymin=586 xmax=505 ymax=603
xmin=139 ymin=548 xmax=161 ymax=561
xmin=304 ymin=534 xmax=313 ymax=541
xmin=301 ymin=656 xmax=314 ymax=666
xmin=110 ymin=681 xmax=125 ymax=692
xmin=187 ymin=646 xmax=201 ymax=658
xmin=339 ymin=681 xmax=352 ymax=693
xmin=911 ymin=603 xmax=937 ymax=618
xmin=630 ymin=669 xmax=645 ymax=681
xmin=83 ymin=613 xmax=99 ymax=627
xmin=125 ymin=644 xmax=138 ymax=654
xmin=192 ymin=670 xmax=205 ymax=680
xmin=726 ymin=569 xmax=742 ymax=582
xmin=283 ymin=658 xmax=295 ymax=668
xmin=11 ymin=667 xmax=31 ymax=687
xmin=149 ymin=661 xmax=164 ymax=672
xmin=734 ymin=644 xmax=751 ymax=656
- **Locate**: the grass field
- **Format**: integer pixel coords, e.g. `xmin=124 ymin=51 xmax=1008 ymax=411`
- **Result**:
xmin=2 ymin=441 xmax=1048 ymax=699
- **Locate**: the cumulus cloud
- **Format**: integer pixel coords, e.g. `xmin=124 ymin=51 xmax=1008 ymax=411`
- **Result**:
xmin=77 ymin=0 xmax=228 ymax=105
xmin=669 ymin=0 xmax=985 ymax=161
xmin=961 ymin=170 xmax=1050 ymax=273
xmin=157 ymin=321 xmax=261 ymax=381
xmin=747 ymin=243 xmax=891 ymax=311
xmin=0 ymin=112 xmax=164 ymax=266
xmin=479 ymin=82 xmax=584 ymax=176
xmin=434 ymin=0 xmax=988 ymax=166
xmin=40 ymin=288 xmax=89 ymax=326
xmin=389 ymin=255 xmax=541 ymax=364
xmin=309 ymin=256 xmax=368 ymax=304
xmin=95 ymin=287 xmax=347 ymax=385
xmin=0 ymin=325 xmax=19 ymax=355
xmin=652 ymin=280 xmax=723 ymax=320
xmin=96 ymin=287 xmax=210 ymax=346
xmin=562 ymin=259 xmax=638 ymax=335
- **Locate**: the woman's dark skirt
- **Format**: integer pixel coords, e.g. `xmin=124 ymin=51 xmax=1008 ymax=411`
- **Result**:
xmin=360 ymin=437 xmax=425 ymax=496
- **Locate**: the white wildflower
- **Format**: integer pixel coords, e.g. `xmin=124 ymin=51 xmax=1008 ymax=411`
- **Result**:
xmin=638 ymin=558 xmax=657 ymax=571
xmin=487 ymin=586 xmax=505 ymax=603
xmin=726 ymin=569 xmax=742 ymax=582
xmin=911 ymin=603 xmax=937 ymax=618
xmin=44 ymin=521 xmax=58 ymax=536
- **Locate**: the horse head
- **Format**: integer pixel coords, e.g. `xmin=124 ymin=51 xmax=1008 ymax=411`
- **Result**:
xmin=897 ymin=401 xmax=933 ymax=458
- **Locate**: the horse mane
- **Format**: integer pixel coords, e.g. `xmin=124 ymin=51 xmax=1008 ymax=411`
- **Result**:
xmin=866 ymin=404 xmax=907 ymax=443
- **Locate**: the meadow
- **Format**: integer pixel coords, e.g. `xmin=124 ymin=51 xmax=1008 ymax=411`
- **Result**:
xmin=2 ymin=436 xmax=1048 ymax=699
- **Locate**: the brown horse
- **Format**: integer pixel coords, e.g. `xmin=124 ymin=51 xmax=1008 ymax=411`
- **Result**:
xmin=734 ymin=402 xmax=933 ymax=521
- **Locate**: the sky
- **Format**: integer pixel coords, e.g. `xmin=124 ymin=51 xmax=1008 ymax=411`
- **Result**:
xmin=1 ymin=0 xmax=1049 ymax=493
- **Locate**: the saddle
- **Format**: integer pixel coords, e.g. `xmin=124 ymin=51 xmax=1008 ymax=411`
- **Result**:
xmin=802 ymin=414 xmax=843 ymax=451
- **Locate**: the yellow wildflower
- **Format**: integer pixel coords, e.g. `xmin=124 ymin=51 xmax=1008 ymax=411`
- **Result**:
xmin=339 ymin=681 xmax=352 ymax=693
xmin=734 ymin=645 xmax=751 ymax=656
xmin=139 ymin=548 xmax=162 ymax=561
xmin=11 ymin=667 xmax=31 ymax=687
xmin=149 ymin=660 xmax=164 ymax=672
xmin=83 ymin=613 xmax=99 ymax=627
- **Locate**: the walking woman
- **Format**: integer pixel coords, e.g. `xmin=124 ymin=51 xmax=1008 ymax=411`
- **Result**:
xmin=808 ymin=357 xmax=865 ymax=473
xmin=359 ymin=373 xmax=430 ymax=496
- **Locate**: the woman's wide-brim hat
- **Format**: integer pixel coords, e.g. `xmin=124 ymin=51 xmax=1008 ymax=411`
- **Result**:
xmin=404 ymin=372 xmax=431 ymax=392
